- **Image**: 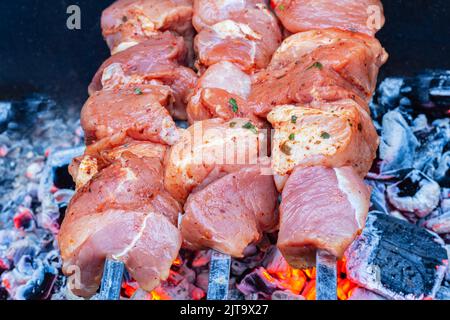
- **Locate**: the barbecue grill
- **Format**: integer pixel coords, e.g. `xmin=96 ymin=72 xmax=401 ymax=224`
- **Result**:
xmin=0 ymin=0 xmax=449 ymax=301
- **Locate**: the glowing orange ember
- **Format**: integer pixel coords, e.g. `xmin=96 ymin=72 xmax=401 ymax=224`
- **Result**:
xmin=264 ymin=257 xmax=358 ymax=300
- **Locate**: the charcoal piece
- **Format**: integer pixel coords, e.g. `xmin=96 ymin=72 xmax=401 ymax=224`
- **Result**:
xmin=272 ymin=290 xmax=305 ymax=300
xmin=414 ymin=118 xmax=450 ymax=177
xmin=435 ymin=151 xmax=450 ymax=186
xmin=423 ymin=212 xmax=450 ymax=234
xmin=379 ymin=110 xmax=419 ymax=172
xmin=236 ymin=268 xmax=278 ymax=299
xmin=387 ymin=170 xmax=441 ymax=217
xmin=348 ymin=288 xmax=386 ymax=300
xmin=373 ymin=78 xmax=404 ymax=120
xmin=0 ymin=102 xmax=13 ymax=133
xmin=345 ymin=212 xmax=448 ymax=300
xmin=402 ymin=70 xmax=450 ymax=114
xmin=436 ymin=286 xmax=450 ymax=300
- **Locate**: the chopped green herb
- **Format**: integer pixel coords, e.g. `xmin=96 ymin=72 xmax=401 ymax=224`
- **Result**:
xmin=229 ymin=98 xmax=239 ymax=113
xmin=306 ymin=61 xmax=323 ymax=71
xmin=242 ymin=122 xmax=258 ymax=134
xmin=278 ymin=4 xmax=285 ymax=10
xmin=291 ymin=115 xmax=298 ymax=124
xmin=229 ymin=122 xmax=237 ymax=128
xmin=320 ymin=131 xmax=331 ymax=139
xmin=280 ymin=142 xmax=291 ymax=155
xmin=134 ymin=88 xmax=143 ymax=95
xmin=289 ymin=133 xmax=295 ymax=141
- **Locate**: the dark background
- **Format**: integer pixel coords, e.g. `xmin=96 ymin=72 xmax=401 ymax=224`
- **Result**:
xmin=0 ymin=0 xmax=449 ymax=106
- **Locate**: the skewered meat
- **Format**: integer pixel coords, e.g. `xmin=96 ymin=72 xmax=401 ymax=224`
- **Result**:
xmin=267 ymin=100 xmax=379 ymax=178
xmin=69 ymin=137 xmax=168 ymax=189
xmin=193 ymin=0 xmax=281 ymax=72
xmin=249 ymin=29 xmax=388 ymax=116
xmin=164 ymin=118 xmax=269 ymax=203
xmin=250 ymin=56 xmax=369 ymax=117
xmin=81 ymin=85 xmax=180 ymax=146
xmin=261 ymin=1 xmax=387 ymax=270
xmin=181 ymin=166 xmax=278 ymax=257
xmin=59 ymin=153 xmax=182 ymax=297
xmin=102 ymin=0 xmax=194 ymax=56
xmin=89 ymin=32 xmax=198 ymax=120
xmin=271 ymin=0 xmax=385 ymax=36
xmin=269 ymin=29 xmax=388 ymax=71
xmin=186 ymin=61 xmax=263 ymax=124
xmin=277 ymin=165 xmax=371 ymax=268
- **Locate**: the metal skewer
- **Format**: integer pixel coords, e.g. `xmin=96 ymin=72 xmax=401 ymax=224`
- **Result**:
xmin=315 ymin=250 xmax=337 ymax=300
xmin=95 ymin=259 xmax=125 ymax=300
xmin=207 ymin=251 xmax=231 ymax=300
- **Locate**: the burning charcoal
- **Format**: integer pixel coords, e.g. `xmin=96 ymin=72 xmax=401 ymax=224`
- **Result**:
xmin=228 ymin=288 xmax=245 ymax=300
xmin=379 ymin=110 xmax=420 ymax=173
xmin=436 ymin=151 xmax=450 ymax=186
xmin=1 ymin=255 xmax=58 ymax=300
xmin=345 ymin=212 xmax=448 ymax=300
xmin=271 ymin=290 xmax=305 ymax=300
xmin=387 ymin=170 xmax=441 ymax=218
xmin=13 ymin=206 xmax=36 ymax=232
xmin=263 ymin=247 xmax=290 ymax=275
xmin=348 ymin=288 xmax=386 ymax=300
xmin=423 ymin=212 xmax=450 ymax=234
xmin=25 ymin=161 xmax=45 ymax=182
xmin=0 ymin=102 xmax=13 ymax=133
xmin=402 ymin=70 xmax=450 ymax=116
xmin=195 ymin=270 xmax=210 ymax=292
xmin=413 ymin=118 xmax=450 ymax=179
xmin=436 ymin=286 xmax=450 ymax=300
xmin=446 ymin=245 xmax=450 ymax=282
xmin=191 ymin=250 xmax=211 ymax=268
xmin=366 ymin=180 xmax=390 ymax=214
xmin=236 ymin=268 xmax=279 ymax=299
xmin=372 ymin=78 xmax=404 ymax=120
xmin=231 ymin=248 xmax=265 ymax=276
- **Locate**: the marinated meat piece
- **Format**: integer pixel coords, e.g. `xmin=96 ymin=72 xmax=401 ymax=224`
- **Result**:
xmin=69 ymin=137 xmax=167 ymax=189
xmin=164 ymin=118 xmax=270 ymax=203
xmin=181 ymin=166 xmax=278 ymax=257
xmin=271 ymin=0 xmax=385 ymax=36
xmin=193 ymin=0 xmax=281 ymax=71
xmin=59 ymin=153 xmax=182 ymax=297
xmin=193 ymin=0 xmax=267 ymax=31
xmin=89 ymin=33 xmax=198 ymax=120
xmin=102 ymin=0 xmax=194 ymax=55
xmin=269 ymin=29 xmax=388 ymax=75
xmin=61 ymin=209 xmax=181 ymax=297
xmin=250 ymin=58 xmax=369 ymax=117
xmin=187 ymin=61 xmax=263 ymax=124
xmin=81 ymin=85 xmax=179 ymax=146
xmin=267 ymin=101 xmax=379 ymax=177
xmin=278 ymin=166 xmax=371 ymax=268
xmin=249 ymin=32 xmax=388 ymax=115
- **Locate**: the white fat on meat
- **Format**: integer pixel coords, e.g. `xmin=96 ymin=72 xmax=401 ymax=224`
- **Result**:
xmin=334 ymin=167 xmax=369 ymax=229
xmin=197 ymin=61 xmax=252 ymax=98
xmin=211 ymin=20 xmax=262 ymax=40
